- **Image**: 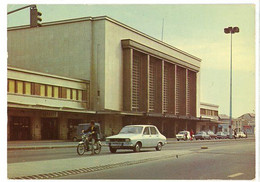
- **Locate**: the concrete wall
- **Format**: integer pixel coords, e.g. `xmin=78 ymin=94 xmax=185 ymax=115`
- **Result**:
xmin=104 ymin=19 xmax=201 ymax=113
xmin=8 ymin=21 xmax=92 ymax=80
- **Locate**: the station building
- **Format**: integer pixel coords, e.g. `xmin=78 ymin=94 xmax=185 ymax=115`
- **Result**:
xmin=7 ymin=16 xmax=203 ymax=140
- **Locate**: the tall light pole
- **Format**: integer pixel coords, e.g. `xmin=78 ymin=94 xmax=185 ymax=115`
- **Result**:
xmin=224 ymin=26 xmax=239 ymax=139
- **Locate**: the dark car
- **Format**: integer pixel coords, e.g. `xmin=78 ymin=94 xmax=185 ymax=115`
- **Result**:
xmin=216 ymin=132 xmax=228 ymax=139
xmin=207 ymin=131 xmax=217 ymax=139
xmin=194 ymin=131 xmax=210 ymax=140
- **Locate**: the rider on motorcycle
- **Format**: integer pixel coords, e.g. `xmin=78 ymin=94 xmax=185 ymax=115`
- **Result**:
xmin=82 ymin=120 xmax=99 ymax=154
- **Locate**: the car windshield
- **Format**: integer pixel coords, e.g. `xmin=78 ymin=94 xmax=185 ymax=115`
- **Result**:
xmin=197 ymin=132 xmax=203 ymax=134
xmin=178 ymin=131 xmax=186 ymax=134
xmin=119 ymin=126 xmax=143 ymax=134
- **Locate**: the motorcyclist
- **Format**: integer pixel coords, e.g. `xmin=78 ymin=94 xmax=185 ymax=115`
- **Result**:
xmin=82 ymin=120 xmax=99 ymax=154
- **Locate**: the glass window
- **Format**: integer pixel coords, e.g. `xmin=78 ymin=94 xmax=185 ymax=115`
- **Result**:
xmin=16 ymin=81 xmax=24 ymax=94
xmin=150 ymin=127 xmax=158 ymax=135
xmin=24 ymin=82 xmax=31 ymax=95
xmin=47 ymin=85 xmax=52 ymax=97
xmin=40 ymin=85 xmax=46 ymax=96
xmin=8 ymin=80 xmax=15 ymax=93
xmin=119 ymin=126 xmax=143 ymax=134
xmin=53 ymin=86 xmax=59 ymax=98
xmin=78 ymin=90 xmax=82 ymax=101
xmin=66 ymin=88 xmax=71 ymax=99
xmin=143 ymin=127 xmax=150 ymax=135
xmin=72 ymin=89 xmax=77 ymax=100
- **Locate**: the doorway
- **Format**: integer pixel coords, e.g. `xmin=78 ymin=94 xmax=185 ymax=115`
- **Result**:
xmin=10 ymin=117 xmax=31 ymax=140
xmin=41 ymin=118 xmax=59 ymax=140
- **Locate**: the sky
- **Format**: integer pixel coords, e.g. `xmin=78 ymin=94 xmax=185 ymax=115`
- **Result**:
xmin=3 ymin=0 xmax=259 ymax=118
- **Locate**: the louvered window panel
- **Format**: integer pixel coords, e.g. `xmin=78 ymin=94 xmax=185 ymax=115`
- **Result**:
xmin=186 ymin=71 xmax=191 ymax=115
xmin=132 ymin=56 xmax=141 ymax=111
xmin=163 ymin=64 xmax=169 ymax=113
xmin=149 ymin=61 xmax=155 ymax=112
xmin=175 ymin=67 xmax=180 ymax=115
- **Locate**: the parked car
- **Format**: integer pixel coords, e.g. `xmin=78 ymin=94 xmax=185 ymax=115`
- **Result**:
xmin=236 ymin=132 xmax=246 ymax=138
xmin=176 ymin=131 xmax=191 ymax=141
xmin=106 ymin=125 xmax=166 ymax=153
xmin=216 ymin=132 xmax=228 ymax=139
xmin=194 ymin=131 xmax=210 ymax=140
xmin=207 ymin=131 xmax=217 ymax=139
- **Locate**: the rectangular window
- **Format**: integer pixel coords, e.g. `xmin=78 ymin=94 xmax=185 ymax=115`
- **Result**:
xmin=8 ymin=80 xmax=15 ymax=93
xmin=53 ymin=86 xmax=59 ymax=98
xmin=24 ymin=82 xmax=31 ymax=95
xmin=47 ymin=85 xmax=52 ymax=97
xmin=61 ymin=87 xmax=67 ymax=98
xmin=40 ymin=85 xmax=46 ymax=96
xmin=16 ymin=81 xmax=24 ymax=94
xmin=66 ymin=88 xmax=71 ymax=99
xmin=34 ymin=83 xmax=40 ymax=95
xmin=72 ymin=89 xmax=77 ymax=100
xmin=78 ymin=90 xmax=82 ymax=101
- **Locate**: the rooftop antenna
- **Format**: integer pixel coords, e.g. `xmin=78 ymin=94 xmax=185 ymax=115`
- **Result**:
xmin=161 ymin=18 xmax=164 ymax=41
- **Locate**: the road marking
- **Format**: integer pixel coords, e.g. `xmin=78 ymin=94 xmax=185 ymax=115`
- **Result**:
xmin=228 ymin=173 xmax=244 ymax=178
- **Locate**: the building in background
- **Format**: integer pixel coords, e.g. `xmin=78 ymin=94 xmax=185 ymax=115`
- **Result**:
xmin=198 ymin=102 xmax=220 ymax=133
xmin=238 ymin=113 xmax=255 ymax=134
xmin=7 ymin=16 xmax=203 ymax=140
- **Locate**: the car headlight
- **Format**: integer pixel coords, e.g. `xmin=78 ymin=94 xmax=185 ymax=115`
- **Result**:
xmin=125 ymin=138 xmax=131 ymax=142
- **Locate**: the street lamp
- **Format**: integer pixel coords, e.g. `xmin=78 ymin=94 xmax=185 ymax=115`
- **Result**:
xmin=224 ymin=26 xmax=239 ymax=139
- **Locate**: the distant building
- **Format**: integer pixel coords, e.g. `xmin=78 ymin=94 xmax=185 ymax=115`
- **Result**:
xmin=7 ymin=16 xmax=202 ymax=140
xmin=238 ymin=113 xmax=255 ymax=134
xmin=198 ymin=102 xmax=220 ymax=133
xmin=218 ymin=114 xmax=230 ymax=133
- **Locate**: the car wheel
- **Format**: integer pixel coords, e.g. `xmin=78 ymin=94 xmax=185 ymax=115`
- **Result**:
xmin=177 ymin=139 xmax=179 ymax=141
xmin=156 ymin=142 xmax=162 ymax=151
xmin=109 ymin=147 xmax=117 ymax=153
xmin=133 ymin=142 xmax=141 ymax=152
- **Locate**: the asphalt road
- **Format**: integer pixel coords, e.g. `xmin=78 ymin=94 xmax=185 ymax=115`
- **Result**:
xmin=7 ymin=139 xmax=246 ymax=163
xmin=57 ymin=140 xmax=255 ymax=180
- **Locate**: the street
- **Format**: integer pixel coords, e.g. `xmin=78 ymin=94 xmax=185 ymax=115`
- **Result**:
xmin=7 ymin=139 xmax=255 ymax=180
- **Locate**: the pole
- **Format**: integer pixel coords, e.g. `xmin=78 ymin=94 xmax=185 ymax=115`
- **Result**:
xmin=7 ymin=5 xmax=36 ymax=15
xmin=229 ymin=33 xmax=233 ymax=139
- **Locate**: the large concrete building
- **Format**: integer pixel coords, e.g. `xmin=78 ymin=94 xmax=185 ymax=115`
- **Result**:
xmin=7 ymin=16 xmax=203 ymax=140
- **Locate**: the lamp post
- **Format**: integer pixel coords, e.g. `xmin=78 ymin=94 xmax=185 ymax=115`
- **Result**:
xmin=224 ymin=26 xmax=239 ymax=139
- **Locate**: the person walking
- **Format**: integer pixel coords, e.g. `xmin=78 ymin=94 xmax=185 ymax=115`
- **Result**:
xmin=190 ymin=129 xmax=194 ymax=140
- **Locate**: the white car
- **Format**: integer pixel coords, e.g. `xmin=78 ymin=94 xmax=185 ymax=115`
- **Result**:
xmin=176 ymin=131 xmax=191 ymax=141
xmin=106 ymin=125 xmax=167 ymax=153
xmin=236 ymin=132 xmax=246 ymax=138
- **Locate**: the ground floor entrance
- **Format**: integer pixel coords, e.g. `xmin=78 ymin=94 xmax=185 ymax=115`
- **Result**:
xmin=9 ymin=116 xmax=31 ymax=140
xmin=41 ymin=118 xmax=59 ymax=140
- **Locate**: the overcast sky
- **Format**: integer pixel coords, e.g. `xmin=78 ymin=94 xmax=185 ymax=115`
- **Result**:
xmin=4 ymin=1 xmax=258 ymax=118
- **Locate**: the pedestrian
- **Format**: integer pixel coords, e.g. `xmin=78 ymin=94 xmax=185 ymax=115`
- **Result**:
xmin=234 ymin=129 xmax=237 ymax=139
xmin=190 ymin=129 xmax=194 ymax=140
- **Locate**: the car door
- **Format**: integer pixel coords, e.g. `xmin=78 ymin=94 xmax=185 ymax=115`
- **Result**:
xmin=150 ymin=126 xmax=159 ymax=146
xmin=142 ymin=127 xmax=151 ymax=147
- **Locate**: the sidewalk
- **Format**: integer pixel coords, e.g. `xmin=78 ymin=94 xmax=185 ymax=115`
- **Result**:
xmin=8 ymin=149 xmax=192 ymax=179
xmin=7 ymin=136 xmax=255 ymax=150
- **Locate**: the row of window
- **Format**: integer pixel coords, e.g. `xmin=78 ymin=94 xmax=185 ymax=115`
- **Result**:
xmin=7 ymin=79 xmax=89 ymax=102
xmin=200 ymin=108 xmax=218 ymax=116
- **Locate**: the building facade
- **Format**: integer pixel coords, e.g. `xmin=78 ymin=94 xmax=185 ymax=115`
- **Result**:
xmin=198 ymin=102 xmax=220 ymax=133
xmin=7 ymin=16 xmax=202 ymax=140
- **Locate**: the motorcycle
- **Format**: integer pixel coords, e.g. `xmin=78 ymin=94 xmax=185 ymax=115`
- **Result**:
xmin=77 ymin=132 xmax=102 ymax=155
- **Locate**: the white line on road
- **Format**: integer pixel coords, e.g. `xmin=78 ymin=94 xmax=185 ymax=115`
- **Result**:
xmin=228 ymin=173 xmax=244 ymax=178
